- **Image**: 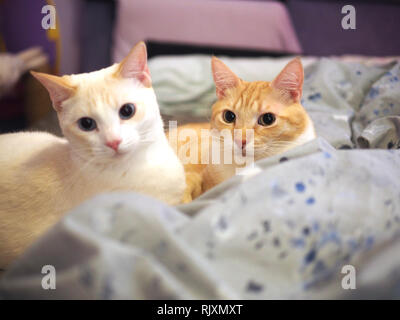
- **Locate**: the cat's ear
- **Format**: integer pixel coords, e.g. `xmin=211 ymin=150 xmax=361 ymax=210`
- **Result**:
xmin=117 ymin=41 xmax=151 ymax=87
xmin=211 ymin=56 xmax=240 ymax=99
xmin=30 ymin=71 xmax=76 ymax=112
xmin=271 ymin=57 xmax=304 ymax=102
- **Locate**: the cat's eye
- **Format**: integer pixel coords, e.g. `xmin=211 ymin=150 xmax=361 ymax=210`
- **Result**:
xmin=258 ymin=113 xmax=276 ymax=126
xmin=222 ymin=110 xmax=236 ymax=123
xmin=119 ymin=103 xmax=136 ymax=120
xmin=78 ymin=117 xmax=97 ymax=131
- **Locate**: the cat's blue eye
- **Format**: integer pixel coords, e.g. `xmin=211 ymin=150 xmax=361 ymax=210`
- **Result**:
xmin=258 ymin=113 xmax=276 ymax=126
xmin=78 ymin=117 xmax=97 ymax=131
xmin=119 ymin=103 xmax=136 ymax=120
xmin=223 ymin=110 xmax=236 ymax=123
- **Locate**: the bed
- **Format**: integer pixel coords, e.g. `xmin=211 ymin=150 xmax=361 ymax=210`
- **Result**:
xmin=1 ymin=55 xmax=400 ymax=299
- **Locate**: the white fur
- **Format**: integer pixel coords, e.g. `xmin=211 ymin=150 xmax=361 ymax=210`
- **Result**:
xmin=0 ymin=63 xmax=185 ymax=269
xmin=292 ymin=116 xmax=317 ymax=146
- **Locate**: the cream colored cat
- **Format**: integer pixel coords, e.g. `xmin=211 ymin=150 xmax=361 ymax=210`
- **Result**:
xmin=0 ymin=42 xmax=185 ymax=269
xmin=170 ymin=57 xmax=315 ymax=202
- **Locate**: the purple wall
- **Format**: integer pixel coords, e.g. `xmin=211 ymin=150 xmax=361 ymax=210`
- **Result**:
xmin=0 ymin=0 xmax=57 ymax=68
xmin=0 ymin=0 xmax=83 ymax=75
xmin=287 ymin=0 xmax=400 ymax=56
xmin=53 ymin=0 xmax=82 ymax=75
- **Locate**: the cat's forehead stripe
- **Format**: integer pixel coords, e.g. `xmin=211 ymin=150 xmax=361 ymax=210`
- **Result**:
xmin=230 ymin=81 xmax=274 ymax=112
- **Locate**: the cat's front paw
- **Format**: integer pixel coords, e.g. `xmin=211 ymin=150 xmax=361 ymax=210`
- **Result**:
xmin=181 ymin=191 xmax=193 ymax=204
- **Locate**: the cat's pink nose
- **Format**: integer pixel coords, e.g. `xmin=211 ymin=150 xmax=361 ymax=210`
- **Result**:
xmin=235 ymin=139 xmax=246 ymax=149
xmin=106 ymin=139 xmax=122 ymax=151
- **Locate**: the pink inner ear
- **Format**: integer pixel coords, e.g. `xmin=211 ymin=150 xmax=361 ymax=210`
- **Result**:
xmin=212 ymin=57 xmax=240 ymax=99
xmin=119 ymin=42 xmax=151 ymax=87
xmin=272 ymin=58 xmax=304 ymax=102
xmin=215 ymin=74 xmax=238 ymax=99
xmin=45 ymin=82 xmax=74 ymax=110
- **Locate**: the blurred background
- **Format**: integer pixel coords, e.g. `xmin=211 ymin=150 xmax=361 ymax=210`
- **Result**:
xmin=0 ymin=0 xmax=399 ymax=134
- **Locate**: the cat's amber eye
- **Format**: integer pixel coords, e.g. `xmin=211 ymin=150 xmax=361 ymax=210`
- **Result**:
xmin=119 ymin=103 xmax=136 ymax=120
xmin=258 ymin=113 xmax=276 ymax=126
xmin=222 ymin=110 xmax=236 ymax=123
xmin=78 ymin=117 xmax=97 ymax=131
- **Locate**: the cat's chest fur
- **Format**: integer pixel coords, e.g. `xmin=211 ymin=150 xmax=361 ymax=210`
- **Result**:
xmin=79 ymin=138 xmax=186 ymax=203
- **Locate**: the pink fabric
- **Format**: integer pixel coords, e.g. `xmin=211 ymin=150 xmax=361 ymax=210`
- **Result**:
xmin=113 ymin=0 xmax=302 ymax=62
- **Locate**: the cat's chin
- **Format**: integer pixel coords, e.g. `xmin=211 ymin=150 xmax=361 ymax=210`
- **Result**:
xmin=234 ymin=147 xmax=254 ymax=158
xmin=111 ymin=149 xmax=133 ymax=158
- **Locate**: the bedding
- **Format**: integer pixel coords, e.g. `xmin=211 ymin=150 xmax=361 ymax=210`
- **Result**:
xmin=1 ymin=58 xmax=400 ymax=299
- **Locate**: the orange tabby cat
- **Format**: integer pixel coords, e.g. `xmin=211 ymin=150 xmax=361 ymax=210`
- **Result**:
xmin=169 ymin=57 xmax=316 ymax=202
